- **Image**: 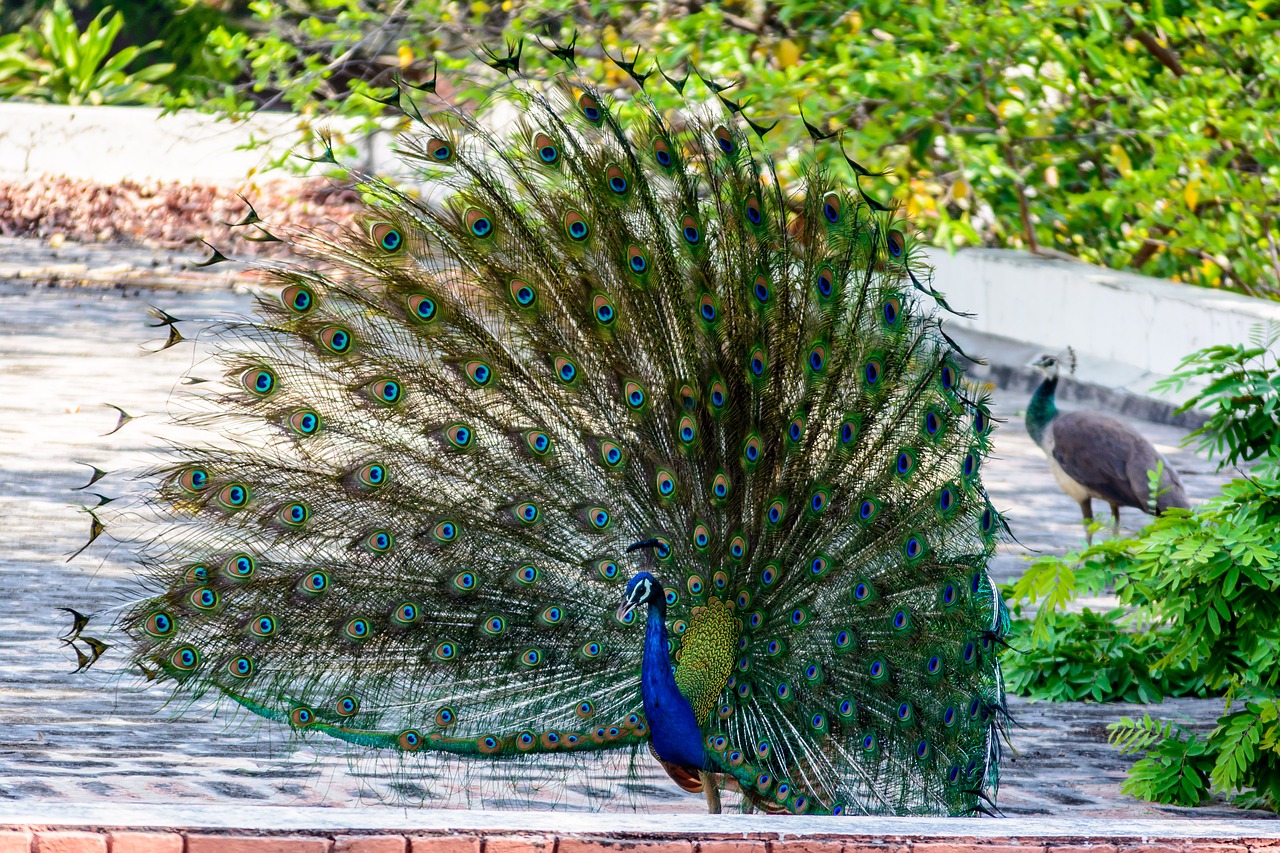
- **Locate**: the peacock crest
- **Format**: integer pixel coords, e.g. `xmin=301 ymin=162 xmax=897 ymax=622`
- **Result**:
xmin=76 ymin=36 xmax=1010 ymax=816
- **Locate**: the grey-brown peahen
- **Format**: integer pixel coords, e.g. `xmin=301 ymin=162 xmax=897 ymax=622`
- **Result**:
xmin=1026 ymin=350 xmax=1190 ymax=544
xmin=73 ymin=41 xmax=1010 ymax=816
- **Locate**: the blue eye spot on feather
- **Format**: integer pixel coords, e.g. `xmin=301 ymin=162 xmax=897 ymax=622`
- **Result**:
xmin=853 ymin=582 xmax=870 ymax=601
xmin=981 ymin=507 xmax=997 ymax=534
xmin=699 ymin=293 xmax=717 ymax=322
xmin=888 ymin=229 xmax=906 ymax=258
xmin=624 ymin=381 xmax=646 ymax=410
xmin=822 ymin=193 xmax=841 ymax=224
xmin=578 ymin=93 xmax=603 ymax=123
xmin=834 ymin=630 xmax=852 ymax=650
xmin=857 ymin=498 xmax=879 ymax=522
xmin=709 ymin=381 xmax=727 ymax=410
xmin=606 ymin=165 xmax=628 ymax=194
xmin=533 ymin=132 xmax=558 ymax=164
xmin=883 ymin=297 xmax=901 ymax=326
xmin=761 ymin=565 xmax=778 ymax=586
xmin=592 ymin=294 xmax=615 ymax=325
xmin=565 ymin=211 xmax=590 ymax=242
xmin=178 ymin=466 xmax=210 ymax=492
xmin=745 ymin=196 xmax=763 ymax=225
xmin=905 ymin=535 xmax=925 ymax=560
xmin=344 ymin=618 xmax=370 ymax=640
xmin=808 ymin=344 xmax=826 ymax=373
xmin=521 ymin=647 xmax=543 ymax=667
xmin=895 ymin=449 xmax=917 ymax=476
xmin=600 ymin=441 xmax=624 ymax=469
xmin=144 ymin=612 xmax=173 ymax=637
xmin=864 ymin=359 xmax=882 ymax=385
xmin=743 ymin=435 xmax=761 ymax=464
xmin=371 ymin=223 xmax=403 ymax=253
xmin=369 ymin=378 xmax=402 ymax=405
xmin=446 ymin=424 xmax=473 ymax=450
xmin=509 ymin=279 xmax=536 ymax=308
xmin=516 ymin=565 xmax=540 ymax=585
xmin=927 ymin=655 xmax=943 ymax=675
xmin=939 ymin=486 xmax=956 ymax=513
xmin=426 ymin=137 xmax=452 ymax=162
xmin=251 ymin=615 xmax=276 ymax=637
xmin=515 ymin=502 xmax=540 ymax=523
xmin=730 ymin=534 xmax=746 ymax=559
xmin=816 ymin=266 xmax=835 ymax=299
xmin=399 ymin=730 xmax=424 ymax=751
xmin=597 ymin=560 xmax=619 ymax=580
xmin=226 ymin=553 xmax=255 ymax=579
xmin=587 ymin=507 xmax=610 ymax=529
xmin=869 ymin=659 xmax=887 ymax=680
xmin=749 ymin=346 xmax=767 ymax=377
xmin=303 ymin=571 xmax=328 ymax=593
xmin=753 ymin=275 xmax=770 ymax=304
xmin=484 ymin=615 xmax=507 ymax=635
xmin=281 ymin=283 xmax=314 ymax=314
xmin=766 ymin=498 xmax=785 ymax=524
xmin=186 ymin=564 xmax=208 ymax=583
xmin=525 ymin=430 xmax=551 ymax=455
xmin=810 ymin=489 xmax=827 ymax=512
xmin=925 ymin=411 xmax=942 ymax=436
xmin=941 ymin=363 xmax=958 ymax=390
xmin=279 ymin=501 xmax=310 ymax=527
xmin=681 ymin=215 xmax=701 ymax=245
xmin=433 ymin=520 xmax=457 ymax=541
xmin=434 ymin=642 xmax=457 ymax=661
xmin=229 ymin=656 xmax=253 ymax=678
xmin=465 ymin=208 xmax=493 ymax=239
xmin=407 ymin=293 xmax=438 ymax=323
xmin=243 ymin=367 xmax=276 ymax=397
xmin=465 ymin=361 xmax=493 ymax=387
xmin=626 ymin=245 xmax=648 ymax=274
xmin=430 ymin=705 xmax=453 ymax=726
xmin=171 ymin=646 xmax=198 ymax=671
xmin=289 ymin=409 xmax=321 ymax=436
xmin=290 ymin=707 xmax=314 ymax=727
xmin=553 ymin=357 xmax=578 ymax=384
xmin=357 ymin=462 xmax=387 ymax=489
xmin=653 ymin=138 xmax=673 ymax=168
xmin=974 ymin=409 xmax=990 ymax=434
xmin=810 ymin=555 xmax=828 ymax=576
xmin=191 ymin=588 xmax=218 ymax=609
xmin=714 ymin=125 xmax=735 ymax=154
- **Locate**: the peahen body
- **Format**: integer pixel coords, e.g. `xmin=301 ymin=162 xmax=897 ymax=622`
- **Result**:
xmin=76 ymin=42 xmax=1009 ymax=816
xmin=1027 ymin=352 xmax=1189 ymax=544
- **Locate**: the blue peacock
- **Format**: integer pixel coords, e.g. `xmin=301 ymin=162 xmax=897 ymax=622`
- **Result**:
xmin=73 ymin=39 xmax=1010 ymax=816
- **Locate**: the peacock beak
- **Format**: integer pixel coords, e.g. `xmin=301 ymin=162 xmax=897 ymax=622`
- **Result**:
xmin=616 ymin=598 xmax=637 ymax=622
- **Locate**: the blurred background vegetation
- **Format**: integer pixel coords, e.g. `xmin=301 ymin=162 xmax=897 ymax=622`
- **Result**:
xmin=1 ymin=0 xmax=1278 ymax=298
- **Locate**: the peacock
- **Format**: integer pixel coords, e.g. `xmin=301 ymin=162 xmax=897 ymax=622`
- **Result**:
xmin=1026 ymin=350 xmax=1189 ymax=544
xmin=71 ymin=39 xmax=1011 ymax=816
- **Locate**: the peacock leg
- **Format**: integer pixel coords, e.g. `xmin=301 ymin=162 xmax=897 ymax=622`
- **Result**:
xmin=700 ymin=770 xmax=722 ymax=813
xmin=1079 ymin=498 xmax=1094 ymax=545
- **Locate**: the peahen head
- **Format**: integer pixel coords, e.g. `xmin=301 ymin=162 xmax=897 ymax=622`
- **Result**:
xmin=617 ymin=571 xmax=663 ymax=621
xmin=1029 ymin=346 xmax=1077 ymax=380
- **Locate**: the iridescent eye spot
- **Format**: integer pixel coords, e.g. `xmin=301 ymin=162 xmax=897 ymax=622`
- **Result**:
xmin=578 ymin=94 xmax=603 ymax=123
xmin=730 ymin=536 xmax=746 ymax=559
xmin=699 ymin=294 xmax=717 ymax=322
xmin=178 ymin=467 xmax=210 ymax=493
xmin=600 ymin=442 xmax=624 ymax=469
xmin=964 ymin=642 xmax=977 ymax=664
xmin=982 ymin=507 xmax=997 ymax=533
xmin=792 ymin=609 xmax=809 ymax=627
xmin=592 ymin=294 xmax=615 ymax=325
xmin=653 ymin=138 xmax=673 ymax=167
xmin=898 ymin=701 xmax=913 ymax=721
xmin=398 ymin=730 xmax=423 ymax=751
xmin=345 ymin=618 xmax=370 ymax=640
xmin=943 ymin=584 xmax=957 ymax=605
xmin=693 ymin=526 xmax=709 ymax=549
xmin=597 ymin=560 xmax=618 ymax=580
xmin=465 ymin=361 xmax=493 ymax=387
xmin=941 ymin=364 xmax=958 ymax=390
xmin=822 ymin=192 xmax=841 ymax=224
xmin=745 ymin=196 xmax=762 ymax=225
xmin=303 ymin=571 xmax=328 ymax=593
xmin=656 ymin=471 xmax=676 ymax=497
xmin=927 ymin=655 xmax=942 ymax=675
xmin=896 ymin=450 xmax=915 ymax=475
xmin=761 ymin=565 xmax=777 ymax=586
xmin=749 ymin=346 xmax=766 ymax=377
xmin=893 ymin=610 xmax=909 ymax=629
xmin=964 ymin=451 xmax=979 ymax=478
xmin=243 ymin=367 xmax=276 ymax=397
xmin=589 ymin=508 xmax=610 ymax=529
xmin=925 ymin=411 xmax=941 ymax=436
xmin=526 ymin=431 xmax=551 ymax=455
xmin=281 ymin=283 xmax=314 ymax=314
xmin=279 ymin=501 xmax=309 ymax=527
xmin=446 ymin=423 xmax=473 ymax=450
xmin=859 ymin=500 xmax=876 ymax=521
xmin=171 ymin=646 xmax=199 ymax=671
xmin=906 ymin=536 xmax=923 ymax=559
xmin=744 ymin=435 xmax=761 ymax=464
xmin=816 ymin=266 xmax=834 ymax=298
xmin=664 ymin=588 xmax=678 ymax=606
xmin=869 ymin=660 xmax=884 ymax=678
xmin=939 ymin=487 xmax=955 ymax=512
xmin=776 ymin=682 xmax=790 ymax=700
xmin=805 ymin=663 xmax=821 ymax=681
xmin=289 ymin=409 xmax=321 ymax=436
xmin=974 ymin=410 xmax=989 ymax=434
xmin=678 ymin=417 xmax=696 ymax=444
xmin=554 ymin=357 xmax=577 ymax=384
xmin=465 ymin=208 xmax=493 ymax=239
xmin=681 ymin=214 xmax=701 ymax=246
xmin=754 ymin=275 xmax=770 ymax=304
xmin=840 ymin=419 xmax=858 ymax=445
xmin=887 ymin=229 xmax=906 ymax=258
xmin=810 ymin=490 xmax=827 ymax=513
xmin=484 ymin=615 xmax=507 ymax=636
xmin=565 ymin=211 xmax=590 ymax=242
xmin=433 ymin=520 xmax=457 ymax=541
xmin=627 ymin=245 xmax=648 ymax=274
xmin=521 ymin=648 xmax=543 ymax=667
xmin=533 ymin=132 xmax=559 ymax=164
xmin=811 ymin=556 xmax=828 ymax=576
xmin=606 ymin=165 xmax=628 ymax=194
xmin=407 ymin=293 xmax=437 ymax=322
xmin=453 ymin=571 xmax=476 ymax=591
xmin=426 ymin=137 xmax=453 ymax=162
xmin=865 ymin=359 xmax=882 ymax=385
xmin=541 ymin=606 xmax=562 ymax=625
xmin=581 ymin=641 xmax=601 ymax=658
xmin=709 ymin=382 xmax=726 ymax=410
xmin=290 ymin=707 xmax=314 ymax=727
xmin=369 ymin=378 xmax=402 ymax=405
xmin=839 ymin=699 xmax=855 ymax=717
xmin=186 ymin=564 xmax=209 ymax=583
xmin=714 ymin=571 xmax=728 ymax=589
xmin=251 ymin=615 xmax=276 ymax=637
xmin=853 ymin=582 xmax=870 ymax=601
xmin=229 ymin=656 xmax=253 ymax=678
xmin=434 ymin=642 xmax=457 ymax=661
xmin=517 ymin=564 xmax=540 ymax=585
xmin=191 ymin=588 xmax=218 ymax=610
xmin=883 ymin=296 xmax=901 ymax=326
xmin=766 ymin=499 xmax=785 ymax=524
xmin=478 ymin=735 xmax=499 ymax=754
xmin=808 ymin=344 xmax=826 ymax=373
xmin=510 ymin=279 xmax=536 ymax=308
xmin=834 ymin=630 xmax=851 ymax=649
xmin=226 ymin=554 xmax=255 ymax=578
xmin=714 ymin=125 xmax=735 ymax=154
xmin=371 ymin=223 xmax=403 ymax=253
xmin=624 ymin=381 xmax=646 ymax=410
xmin=144 ymin=612 xmax=173 ymax=637
xmin=687 ymin=574 xmax=705 ymax=595
xmin=711 ymin=474 xmax=731 ymax=501
xmin=357 ymin=462 xmax=387 ymax=489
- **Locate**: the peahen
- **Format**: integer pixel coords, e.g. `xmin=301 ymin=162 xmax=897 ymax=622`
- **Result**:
xmin=1026 ymin=350 xmax=1189 ymax=544
xmin=74 ymin=41 xmax=1010 ymax=816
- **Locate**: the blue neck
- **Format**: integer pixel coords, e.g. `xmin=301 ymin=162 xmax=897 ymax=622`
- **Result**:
xmin=641 ymin=601 xmax=708 ymax=771
xmin=1026 ymin=375 xmax=1058 ymax=446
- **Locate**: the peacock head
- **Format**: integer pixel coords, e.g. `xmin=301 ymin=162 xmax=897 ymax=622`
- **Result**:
xmin=1029 ymin=346 xmax=1076 ymax=379
xmin=617 ymin=571 xmax=663 ymax=621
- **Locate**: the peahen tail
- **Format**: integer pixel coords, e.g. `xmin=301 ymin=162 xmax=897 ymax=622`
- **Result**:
xmin=77 ymin=39 xmax=1009 ymax=815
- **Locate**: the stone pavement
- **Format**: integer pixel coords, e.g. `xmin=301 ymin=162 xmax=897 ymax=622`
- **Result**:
xmin=0 ymin=256 xmax=1259 ymax=819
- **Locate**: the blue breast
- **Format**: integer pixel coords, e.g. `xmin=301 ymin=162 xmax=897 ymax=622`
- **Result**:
xmin=641 ymin=605 xmax=708 ymax=770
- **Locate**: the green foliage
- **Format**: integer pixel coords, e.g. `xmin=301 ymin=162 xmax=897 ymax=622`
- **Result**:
xmin=1155 ymin=323 xmax=1280 ymax=470
xmin=1002 ymin=611 xmax=1207 ymax=704
xmin=167 ymin=0 xmax=1280 ymax=299
xmin=0 ymin=0 xmax=175 ymax=105
xmin=1108 ymin=715 xmax=1215 ymax=806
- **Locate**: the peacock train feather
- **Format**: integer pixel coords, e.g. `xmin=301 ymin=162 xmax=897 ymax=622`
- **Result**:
xmin=79 ymin=39 xmax=1010 ymax=816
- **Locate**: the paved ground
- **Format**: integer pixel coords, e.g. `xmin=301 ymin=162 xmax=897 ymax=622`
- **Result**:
xmin=0 ymin=254 xmax=1262 ymax=819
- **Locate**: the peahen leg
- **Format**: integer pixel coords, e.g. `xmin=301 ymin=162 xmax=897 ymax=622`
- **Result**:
xmin=1079 ymin=498 xmax=1094 ymax=545
xmin=700 ymin=770 xmax=721 ymax=814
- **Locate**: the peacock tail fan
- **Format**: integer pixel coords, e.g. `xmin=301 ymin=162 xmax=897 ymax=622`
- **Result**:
xmin=94 ymin=40 xmax=1009 ymax=815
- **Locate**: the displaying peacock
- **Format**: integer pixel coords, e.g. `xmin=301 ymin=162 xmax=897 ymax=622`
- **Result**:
xmin=73 ymin=40 xmax=1010 ymax=816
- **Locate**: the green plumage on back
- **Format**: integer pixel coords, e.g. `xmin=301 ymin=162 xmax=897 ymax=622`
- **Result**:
xmin=85 ymin=39 xmax=1009 ymax=815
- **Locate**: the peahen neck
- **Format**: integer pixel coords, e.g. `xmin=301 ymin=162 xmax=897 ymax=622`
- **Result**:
xmin=1026 ymin=375 xmax=1059 ymax=447
xmin=641 ymin=599 xmax=708 ymax=771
